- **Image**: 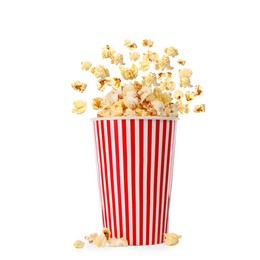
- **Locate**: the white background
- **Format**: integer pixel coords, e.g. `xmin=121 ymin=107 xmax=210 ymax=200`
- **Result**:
xmin=0 ymin=0 xmax=260 ymax=259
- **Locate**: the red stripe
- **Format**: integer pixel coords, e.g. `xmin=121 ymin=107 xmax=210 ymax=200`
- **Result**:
xmin=100 ymin=120 xmax=112 ymax=230
xmin=113 ymin=120 xmax=123 ymax=238
xmin=157 ymin=120 xmax=167 ymax=243
xmin=161 ymin=120 xmax=173 ymax=236
xmin=139 ymin=119 xmax=144 ymax=245
xmin=106 ymin=120 xmax=117 ymax=238
xmin=130 ymin=120 xmax=136 ymax=245
xmin=152 ymin=120 xmax=161 ymax=244
xmin=146 ymin=120 xmax=153 ymax=243
xmin=122 ymin=120 xmax=130 ymax=242
xmin=96 ymin=121 xmax=107 ymax=227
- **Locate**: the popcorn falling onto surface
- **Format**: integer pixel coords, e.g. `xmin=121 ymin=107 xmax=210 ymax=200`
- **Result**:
xmin=74 ymin=228 xmax=181 ymax=248
xmin=71 ymin=39 xmax=205 ymax=117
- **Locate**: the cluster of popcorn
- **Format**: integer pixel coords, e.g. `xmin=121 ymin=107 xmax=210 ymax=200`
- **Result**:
xmin=71 ymin=39 xmax=205 ymax=117
xmin=73 ymin=227 xmax=128 ymax=248
xmin=73 ymin=227 xmax=181 ymax=248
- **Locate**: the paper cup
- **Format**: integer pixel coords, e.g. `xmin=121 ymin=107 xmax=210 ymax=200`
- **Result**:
xmin=92 ymin=117 xmax=178 ymax=245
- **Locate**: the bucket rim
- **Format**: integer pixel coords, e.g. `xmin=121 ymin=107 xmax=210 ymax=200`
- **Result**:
xmin=90 ymin=116 xmax=179 ymax=121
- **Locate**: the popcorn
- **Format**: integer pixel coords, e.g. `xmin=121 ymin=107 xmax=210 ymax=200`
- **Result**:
xmin=194 ymin=85 xmax=203 ymax=96
xmin=71 ymin=80 xmax=87 ymax=93
xmin=174 ymin=90 xmax=184 ymax=100
xmin=108 ymin=238 xmax=128 ymax=247
xmin=142 ymin=72 xmax=158 ymax=87
xmin=124 ymin=40 xmax=137 ymax=49
xmin=164 ymin=233 xmax=182 ymax=246
xmin=107 ymin=77 xmax=121 ymax=89
xmin=73 ymin=240 xmax=85 ymax=248
xmin=129 ymin=52 xmax=140 ymax=61
xmin=177 ymin=59 xmax=186 ymax=66
xmin=71 ymin=39 xmax=205 ymax=118
xmin=185 ymin=91 xmax=195 ymax=101
xmin=111 ymin=53 xmax=124 ymax=65
xmin=93 ymin=232 xmax=107 ymax=247
xmin=139 ymin=58 xmax=150 ymax=71
xmin=92 ymin=97 xmax=103 ymax=110
xmin=164 ymin=46 xmax=179 ymax=57
xmin=102 ymin=45 xmax=116 ymax=59
xmin=81 ymin=61 xmax=92 ymax=71
xmin=102 ymin=227 xmax=111 ymax=240
xmin=119 ymin=64 xmax=138 ymax=80
xmin=193 ymin=104 xmax=205 ymax=113
xmin=91 ymin=65 xmax=110 ymax=79
xmin=142 ymin=39 xmax=154 ymax=47
xmin=72 ymin=100 xmax=87 ymax=114
xmin=179 ymin=68 xmax=192 ymax=88
xmin=85 ymin=233 xmax=98 ymax=243
xmin=155 ymin=55 xmax=173 ymax=70
xmin=151 ymin=99 xmax=165 ymax=115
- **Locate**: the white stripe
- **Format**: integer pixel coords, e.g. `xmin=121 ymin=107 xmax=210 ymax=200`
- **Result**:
xmin=154 ymin=120 xmax=164 ymax=243
xmin=159 ymin=121 xmax=170 ymax=240
xmin=93 ymin=122 xmax=105 ymax=226
xmin=135 ymin=120 xmax=140 ymax=245
xmin=118 ymin=120 xmax=126 ymax=238
xmin=142 ymin=120 xmax=148 ymax=244
xmin=110 ymin=120 xmax=120 ymax=238
xmin=149 ymin=120 xmax=156 ymax=244
xmin=98 ymin=120 xmax=109 ymax=228
xmin=126 ymin=120 xmax=133 ymax=244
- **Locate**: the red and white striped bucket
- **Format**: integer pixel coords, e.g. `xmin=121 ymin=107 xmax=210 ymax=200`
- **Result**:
xmin=92 ymin=117 xmax=178 ymax=245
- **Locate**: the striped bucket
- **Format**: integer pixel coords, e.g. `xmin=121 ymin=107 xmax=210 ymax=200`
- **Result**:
xmin=92 ymin=117 xmax=178 ymax=245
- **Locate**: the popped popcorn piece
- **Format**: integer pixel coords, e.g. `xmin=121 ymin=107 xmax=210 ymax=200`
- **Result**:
xmin=193 ymin=104 xmax=205 ymax=113
xmin=158 ymin=72 xmax=172 ymax=79
xmin=176 ymin=100 xmax=189 ymax=114
xmin=96 ymin=79 xmax=107 ymax=91
xmin=138 ymin=86 xmax=152 ymax=102
xmin=107 ymin=77 xmax=121 ymax=89
xmin=81 ymin=61 xmax=92 ymax=71
xmin=179 ymin=68 xmax=192 ymax=78
xmin=111 ymin=53 xmax=124 ymax=65
xmin=119 ymin=64 xmax=138 ymax=80
xmin=108 ymin=238 xmax=128 ymax=247
xmin=155 ymin=55 xmax=173 ymax=70
xmin=71 ymin=80 xmax=87 ymax=93
xmin=92 ymin=97 xmax=103 ymax=110
xmin=72 ymin=100 xmax=87 ymax=114
xmin=102 ymin=227 xmax=111 ymax=240
xmin=142 ymin=39 xmax=154 ymax=47
xmin=93 ymin=232 xmax=107 ymax=247
xmin=144 ymin=50 xmax=159 ymax=62
xmin=123 ymin=84 xmax=139 ymax=108
xmin=133 ymin=81 xmax=143 ymax=92
xmin=161 ymin=92 xmax=172 ymax=105
xmin=174 ymin=90 xmax=184 ymax=100
xmin=179 ymin=68 xmax=192 ymax=87
xmin=177 ymin=59 xmax=186 ymax=66
xmin=151 ymin=99 xmax=165 ymax=115
xmin=124 ymin=108 xmax=136 ymax=116
xmin=85 ymin=233 xmax=98 ymax=243
xmin=102 ymin=45 xmax=116 ymax=59
xmin=185 ymin=91 xmax=195 ymax=101
xmin=142 ymin=72 xmax=158 ymax=87
xmin=160 ymin=79 xmax=176 ymax=91
xmin=102 ymin=89 xmax=122 ymax=107
xmin=73 ymin=240 xmax=85 ymax=248
xmin=194 ymin=85 xmax=203 ymax=96
xmin=139 ymin=58 xmax=150 ymax=71
xmin=164 ymin=46 xmax=179 ymax=57
xmin=129 ymin=52 xmax=140 ymax=61
xmin=124 ymin=40 xmax=137 ymax=50
xmin=91 ymin=65 xmax=110 ymax=79
xmin=164 ymin=233 xmax=182 ymax=246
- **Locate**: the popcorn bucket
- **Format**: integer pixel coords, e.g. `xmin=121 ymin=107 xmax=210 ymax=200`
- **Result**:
xmin=92 ymin=117 xmax=178 ymax=245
